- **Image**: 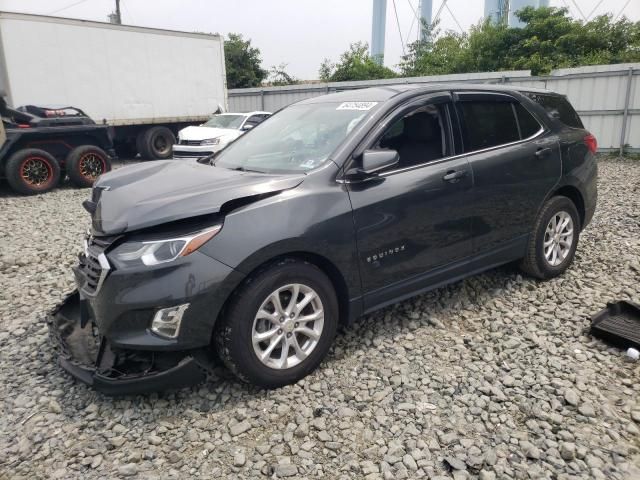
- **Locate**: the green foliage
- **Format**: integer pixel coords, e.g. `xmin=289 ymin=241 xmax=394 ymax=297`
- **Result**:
xmin=267 ymin=63 xmax=298 ymax=86
xmin=319 ymin=42 xmax=397 ymax=82
xmin=400 ymin=7 xmax=640 ymax=77
xmin=224 ymin=33 xmax=267 ymax=89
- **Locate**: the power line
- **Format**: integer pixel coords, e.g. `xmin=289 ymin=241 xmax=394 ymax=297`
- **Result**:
xmin=569 ymin=0 xmax=587 ymax=21
xmin=405 ymin=0 xmax=418 ymax=45
xmin=392 ymin=0 xmax=406 ymax=56
xmin=433 ymin=0 xmax=448 ymax=25
xmin=47 ymin=0 xmax=91 ymax=15
xmin=445 ymin=3 xmax=463 ymax=33
xmin=614 ymin=0 xmax=632 ymax=21
xmin=586 ymin=0 xmax=605 ymax=20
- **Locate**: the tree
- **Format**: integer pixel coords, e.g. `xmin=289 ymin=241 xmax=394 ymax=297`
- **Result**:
xmin=267 ymin=63 xmax=298 ymax=86
xmin=224 ymin=33 xmax=267 ymax=88
xmin=318 ymin=42 xmax=397 ymax=82
xmin=399 ymin=7 xmax=640 ymax=77
xmin=400 ymin=20 xmax=471 ymax=76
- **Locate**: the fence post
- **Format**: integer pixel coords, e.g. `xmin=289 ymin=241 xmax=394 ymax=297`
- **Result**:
xmin=260 ymin=89 xmax=265 ymax=111
xmin=619 ymin=67 xmax=634 ymax=156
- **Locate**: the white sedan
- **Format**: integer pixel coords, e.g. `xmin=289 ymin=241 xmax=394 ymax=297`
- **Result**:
xmin=172 ymin=111 xmax=271 ymax=159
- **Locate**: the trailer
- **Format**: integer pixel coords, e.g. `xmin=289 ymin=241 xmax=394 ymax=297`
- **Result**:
xmin=0 ymin=12 xmax=227 ymax=159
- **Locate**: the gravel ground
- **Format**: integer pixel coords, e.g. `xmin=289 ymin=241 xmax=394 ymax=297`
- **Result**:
xmin=1 ymin=156 xmax=639 ymax=479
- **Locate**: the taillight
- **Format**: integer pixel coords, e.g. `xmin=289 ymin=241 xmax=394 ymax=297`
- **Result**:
xmin=584 ymin=134 xmax=597 ymax=154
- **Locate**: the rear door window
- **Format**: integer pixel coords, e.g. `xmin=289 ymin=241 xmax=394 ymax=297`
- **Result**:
xmin=458 ymin=100 xmax=520 ymax=151
xmin=524 ymin=93 xmax=583 ymax=128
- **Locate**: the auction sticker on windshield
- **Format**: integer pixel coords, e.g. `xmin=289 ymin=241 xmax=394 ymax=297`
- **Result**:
xmin=336 ymin=102 xmax=378 ymax=110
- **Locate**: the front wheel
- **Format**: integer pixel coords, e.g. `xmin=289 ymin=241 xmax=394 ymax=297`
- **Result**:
xmin=520 ymin=195 xmax=580 ymax=280
xmin=215 ymin=259 xmax=338 ymax=388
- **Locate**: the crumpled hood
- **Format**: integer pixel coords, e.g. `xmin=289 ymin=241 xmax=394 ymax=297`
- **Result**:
xmin=178 ymin=125 xmax=240 ymax=141
xmin=90 ymin=161 xmax=304 ymax=235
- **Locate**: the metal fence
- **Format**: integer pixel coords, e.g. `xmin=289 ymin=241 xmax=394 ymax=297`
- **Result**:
xmin=228 ymin=63 xmax=640 ymax=153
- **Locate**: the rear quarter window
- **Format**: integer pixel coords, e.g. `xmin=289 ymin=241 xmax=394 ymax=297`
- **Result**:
xmin=514 ymin=103 xmax=542 ymax=138
xmin=524 ymin=93 xmax=583 ymax=129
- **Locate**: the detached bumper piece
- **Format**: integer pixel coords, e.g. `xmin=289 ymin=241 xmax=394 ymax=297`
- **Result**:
xmin=591 ymin=300 xmax=640 ymax=349
xmin=47 ymin=290 xmax=210 ymax=395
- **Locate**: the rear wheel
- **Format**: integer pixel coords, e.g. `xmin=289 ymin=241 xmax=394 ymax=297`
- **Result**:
xmin=5 ymin=149 xmax=60 ymax=195
xmin=520 ymin=195 xmax=580 ymax=279
xmin=66 ymin=146 xmax=111 ymax=188
xmin=137 ymin=126 xmax=175 ymax=159
xmin=215 ymin=259 xmax=338 ymax=388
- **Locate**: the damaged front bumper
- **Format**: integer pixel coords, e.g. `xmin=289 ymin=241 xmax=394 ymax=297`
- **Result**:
xmin=47 ymin=291 xmax=213 ymax=395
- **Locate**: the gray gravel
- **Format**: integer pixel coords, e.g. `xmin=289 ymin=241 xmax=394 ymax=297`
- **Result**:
xmin=1 ymin=157 xmax=640 ymax=479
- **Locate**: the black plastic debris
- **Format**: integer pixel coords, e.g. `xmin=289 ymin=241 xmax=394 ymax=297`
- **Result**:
xmin=591 ymin=301 xmax=640 ymax=349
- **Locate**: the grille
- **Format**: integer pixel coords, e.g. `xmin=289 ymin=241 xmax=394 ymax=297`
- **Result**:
xmin=80 ymin=234 xmax=118 ymax=295
xmin=173 ymin=150 xmax=213 ymax=158
xmin=179 ymin=140 xmax=202 ymax=146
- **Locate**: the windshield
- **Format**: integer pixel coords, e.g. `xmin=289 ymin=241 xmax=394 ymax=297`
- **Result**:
xmin=214 ymin=102 xmax=375 ymax=173
xmin=203 ymin=114 xmax=246 ymax=129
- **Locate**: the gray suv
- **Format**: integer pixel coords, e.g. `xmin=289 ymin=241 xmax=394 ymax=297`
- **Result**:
xmin=49 ymin=84 xmax=597 ymax=394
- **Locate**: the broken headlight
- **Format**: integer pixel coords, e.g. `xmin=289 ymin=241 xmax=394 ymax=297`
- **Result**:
xmin=110 ymin=225 xmax=221 ymax=268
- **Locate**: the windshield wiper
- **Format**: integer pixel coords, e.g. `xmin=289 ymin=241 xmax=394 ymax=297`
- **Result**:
xmin=229 ymin=166 xmax=267 ymax=174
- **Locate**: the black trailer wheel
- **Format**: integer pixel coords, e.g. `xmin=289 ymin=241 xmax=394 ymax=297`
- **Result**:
xmin=6 ymin=149 xmax=61 ymax=195
xmin=66 ymin=145 xmax=112 ymax=188
xmin=137 ymin=126 xmax=176 ymax=160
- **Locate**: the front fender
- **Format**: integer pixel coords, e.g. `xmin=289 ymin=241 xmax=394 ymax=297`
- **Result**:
xmin=198 ymin=183 xmax=361 ymax=300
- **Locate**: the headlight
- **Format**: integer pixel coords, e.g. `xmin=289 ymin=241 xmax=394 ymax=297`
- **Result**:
xmin=110 ymin=225 xmax=221 ymax=268
xmin=201 ymin=137 xmax=221 ymax=145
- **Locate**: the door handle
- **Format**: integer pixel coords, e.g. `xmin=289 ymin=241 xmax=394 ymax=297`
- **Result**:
xmin=535 ymin=147 xmax=552 ymax=158
xmin=442 ymin=170 xmax=467 ymax=183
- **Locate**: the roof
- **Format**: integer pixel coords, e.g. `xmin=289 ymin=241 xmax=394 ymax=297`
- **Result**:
xmin=298 ymin=83 xmax=555 ymax=105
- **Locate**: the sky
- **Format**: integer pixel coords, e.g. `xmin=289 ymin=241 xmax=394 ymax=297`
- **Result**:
xmin=1 ymin=0 xmax=638 ymax=80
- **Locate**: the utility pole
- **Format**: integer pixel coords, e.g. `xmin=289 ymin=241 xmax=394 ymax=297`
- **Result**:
xmin=109 ymin=0 xmax=122 ymax=24
xmin=501 ymin=0 xmax=510 ymax=26
xmin=419 ymin=0 xmax=433 ymax=42
xmin=371 ymin=0 xmax=387 ymax=65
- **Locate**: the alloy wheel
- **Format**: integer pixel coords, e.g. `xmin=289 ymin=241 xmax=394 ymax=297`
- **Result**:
xmin=21 ymin=157 xmax=52 ymax=186
xmin=252 ymin=283 xmax=324 ymax=370
xmin=79 ymin=153 xmax=105 ymax=179
xmin=544 ymin=211 xmax=574 ymax=266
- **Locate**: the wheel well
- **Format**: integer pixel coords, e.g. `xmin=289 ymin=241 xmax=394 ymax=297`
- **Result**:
xmin=218 ymin=252 xmax=352 ymax=329
xmin=553 ymin=185 xmax=585 ymax=229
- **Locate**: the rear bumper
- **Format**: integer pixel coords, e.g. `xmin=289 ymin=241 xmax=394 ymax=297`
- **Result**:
xmin=47 ymin=291 xmax=212 ymax=395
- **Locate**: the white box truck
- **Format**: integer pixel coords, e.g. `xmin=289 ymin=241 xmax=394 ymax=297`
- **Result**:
xmin=0 ymin=11 xmax=227 ymax=159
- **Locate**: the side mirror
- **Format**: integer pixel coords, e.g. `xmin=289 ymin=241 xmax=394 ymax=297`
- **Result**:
xmin=242 ymin=124 xmax=254 ymax=131
xmin=360 ymin=149 xmax=399 ymax=174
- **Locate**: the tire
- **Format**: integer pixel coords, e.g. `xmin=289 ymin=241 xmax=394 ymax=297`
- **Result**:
xmin=114 ymin=141 xmax=138 ymax=159
xmin=66 ymin=146 xmax=112 ymax=188
xmin=520 ymin=195 xmax=580 ymax=280
xmin=137 ymin=126 xmax=175 ymax=159
xmin=215 ymin=259 xmax=339 ymax=388
xmin=5 ymin=149 xmax=61 ymax=195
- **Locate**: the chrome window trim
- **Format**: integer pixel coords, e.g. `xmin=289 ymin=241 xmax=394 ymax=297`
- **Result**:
xmin=339 ymin=126 xmax=545 ymax=182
